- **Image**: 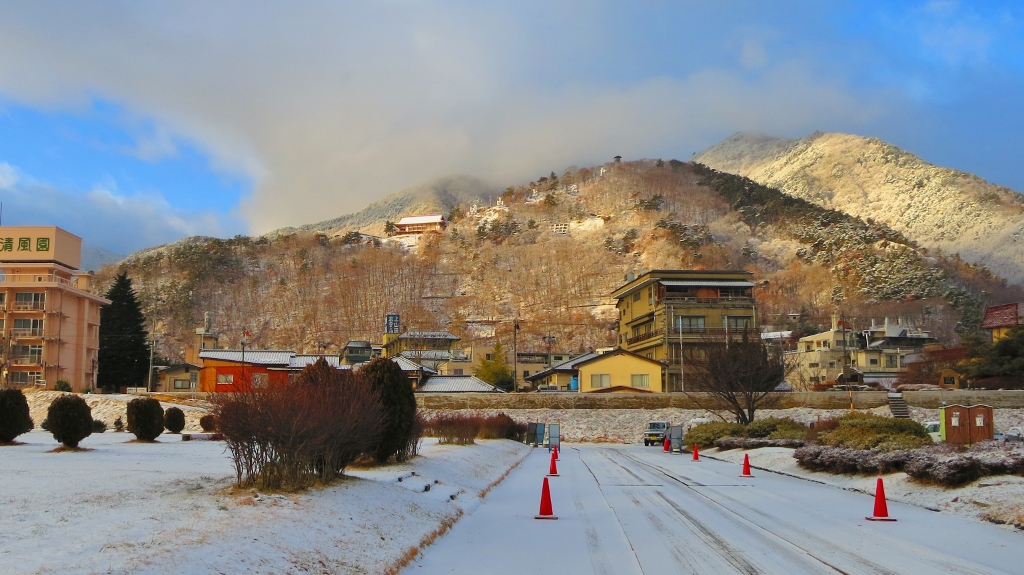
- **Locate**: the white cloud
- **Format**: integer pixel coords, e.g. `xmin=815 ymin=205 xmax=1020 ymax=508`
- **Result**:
xmin=0 ymin=2 xmax=889 ymax=234
xmin=0 ymin=162 xmax=18 ymax=188
xmin=0 ymin=165 xmax=243 ymax=254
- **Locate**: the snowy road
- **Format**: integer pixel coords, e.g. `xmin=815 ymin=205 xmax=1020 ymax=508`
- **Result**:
xmin=409 ymin=444 xmax=1023 ymax=574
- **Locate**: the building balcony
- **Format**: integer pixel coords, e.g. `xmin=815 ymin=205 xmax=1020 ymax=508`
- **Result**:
xmin=10 ymin=328 xmax=44 ymax=337
xmin=9 ymin=356 xmax=43 ymax=366
xmin=626 ymin=329 xmax=665 ymax=345
xmin=660 ymin=295 xmax=755 ymax=307
xmin=0 ymin=273 xmax=75 ymax=288
xmin=11 ymin=302 xmax=46 ymax=311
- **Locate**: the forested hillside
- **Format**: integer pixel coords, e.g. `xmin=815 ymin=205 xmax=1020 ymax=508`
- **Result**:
xmin=98 ymin=160 xmax=1023 ymax=362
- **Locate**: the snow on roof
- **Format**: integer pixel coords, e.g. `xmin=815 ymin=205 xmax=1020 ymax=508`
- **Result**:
xmin=399 ymin=350 xmax=452 ymax=361
xmin=198 ymin=349 xmax=296 ymax=365
xmin=391 ymin=356 xmax=437 ymax=373
xmin=289 ymin=355 xmax=343 ymax=369
xmin=982 ymin=302 xmax=1023 ymax=329
xmin=416 ymin=375 xmax=504 ymax=393
xmin=396 ymin=215 xmax=445 ymax=225
xmin=659 ymin=280 xmax=755 ymax=288
xmin=399 ymin=331 xmax=460 ymax=340
xmin=525 ymin=352 xmax=599 ymax=381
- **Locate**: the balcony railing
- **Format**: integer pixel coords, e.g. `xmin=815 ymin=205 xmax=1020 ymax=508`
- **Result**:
xmin=627 ymin=326 xmax=758 ymax=345
xmin=12 ymin=301 xmax=46 ymax=311
xmin=9 ymin=356 xmax=43 ymax=366
xmin=0 ymin=273 xmax=75 ymax=288
xmin=661 ymin=296 xmax=754 ymax=306
xmin=626 ymin=329 xmax=665 ymax=345
xmin=10 ymin=328 xmax=44 ymax=337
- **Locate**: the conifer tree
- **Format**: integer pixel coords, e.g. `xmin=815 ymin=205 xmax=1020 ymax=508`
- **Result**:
xmin=474 ymin=342 xmax=514 ymax=391
xmin=361 ymin=357 xmax=417 ymax=463
xmin=97 ymin=272 xmax=151 ymax=392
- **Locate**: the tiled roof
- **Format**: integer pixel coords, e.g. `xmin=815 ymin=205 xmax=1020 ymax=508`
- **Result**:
xmin=416 ymin=375 xmax=504 ymax=393
xmin=289 ymin=355 xmax=343 ymax=369
xmin=391 ymin=356 xmax=437 ymax=374
xmin=396 ymin=215 xmax=444 ymax=225
xmin=982 ymin=302 xmax=1023 ymax=329
xmin=525 ymin=352 xmax=598 ymax=381
xmin=198 ymin=350 xmax=296 ymax=365
xmin=399 ymin=350 xmax=453 ymax=360
xmin=398 ymin=331 xmax=460 ymax=340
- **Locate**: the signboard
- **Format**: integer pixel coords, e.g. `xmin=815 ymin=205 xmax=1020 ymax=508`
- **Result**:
xmin=385 ymin=314 xmax=401 ymax=334
xmin=547 ymin=423 xmax=560 ymax=451
xmin=0 ymin=226 xmax=82 ymax=269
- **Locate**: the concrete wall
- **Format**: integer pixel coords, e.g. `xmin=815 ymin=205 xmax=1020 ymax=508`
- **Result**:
xmin=416 ymin=391 xmax=1024 ymax=410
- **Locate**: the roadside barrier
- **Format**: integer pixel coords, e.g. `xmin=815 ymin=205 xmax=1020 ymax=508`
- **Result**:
xmin=740 ymin=453 xmax=754 ymax=478
xmin=535 ymin=477 xmax=557 ymax=520
xmin=866 ymin=478 xmax=897 ymax=522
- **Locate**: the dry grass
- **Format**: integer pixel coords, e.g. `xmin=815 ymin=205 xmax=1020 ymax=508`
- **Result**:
xmin=480 ymin=450 xmax=531 ymax=498
xmin=381 ymin=509 xmax=464 ymax=575
xmin=47 ymin=446 xmax=93 ymax=453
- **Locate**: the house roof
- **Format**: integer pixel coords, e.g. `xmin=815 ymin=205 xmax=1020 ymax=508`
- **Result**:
xmin=524 ymin=352 xmax=599 ymax=381
xmin=572 ymin=348 xmax=664 ymax=369
xmin=289 ymin=355 xmax=343 ymax=369
xmin=198 ymin=350 xmax=296 ymax=366
xmin=982 ymin=302 xmax=1023 ymax=329
xmin=416 ymin=375 xmax=504 ymax=393
xmin=586 ymin=385 xmax=654 ymax=394
xmin=399 ymin=331 xmax=460 ymax=340
xmin=611 ymin=269 xmax=753 ymax=299
xmin=399 ymin=350 xmax=453 ymax=361
xmin=396 ymin=215 xmax=445 ymax=226
xmin=391 ymin=356 xmax=437 ymax=374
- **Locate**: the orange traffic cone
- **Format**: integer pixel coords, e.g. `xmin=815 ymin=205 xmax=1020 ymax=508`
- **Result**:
xmin=692 ymin=444 xmax=700 ymax=461
xmin=865 ymin=478 xmax=896 ymax=522
xmin=740 ymin=453 xmax=754 ymax=478
xmin=548 ymin=450 xmax=559 ymax=476
xmin=663 ymin=437 xmax=670 ymax=452
xmin=535 ymin=477 xmax=557 ymax=520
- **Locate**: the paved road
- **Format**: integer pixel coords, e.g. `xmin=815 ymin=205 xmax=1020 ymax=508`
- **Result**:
xmin=408 ymin=444 xmax=1023 ymax=574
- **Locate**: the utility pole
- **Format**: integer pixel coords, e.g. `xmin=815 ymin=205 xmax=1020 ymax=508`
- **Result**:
xmin=512 ymin=318 xmax=520 ymax=392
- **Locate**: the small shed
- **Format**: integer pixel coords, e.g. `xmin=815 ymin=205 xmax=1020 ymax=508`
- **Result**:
xmin=940 ymin=404 xmax=994 ymax=444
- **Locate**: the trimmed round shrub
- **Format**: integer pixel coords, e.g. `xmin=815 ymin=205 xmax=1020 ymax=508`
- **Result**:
xmin=683 ymin=422 xmax=744 ymax=449
xmin=0 ymin=389 xmax=34 ymax=443
xmin=91 ymin=419 xmax=108 ymax=433
xmin=817 ymin=412 xmax=929 ymax=451
xmin=199 ymin=414 xmax=218 ymax=432
xmin=164 ymin=407 xmax=186 ymax=434
xmin=126 ymin=397 xmax=164 ymax=441
xmin=113 ymin=416 xmax=124 ymax=432
xmin=53 ymin=380 xmax=72 ymax=392
xmin=47 ymin=394 xmax=93 ymax=448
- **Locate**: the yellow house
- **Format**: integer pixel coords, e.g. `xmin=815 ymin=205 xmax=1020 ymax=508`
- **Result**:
xmin=576 ymin=349 xmax=664 ymax=393
xmin=982 ymin=302 xmax=1023 ymax=342
xmin=612 ymin=269 xmax=756 ymax=392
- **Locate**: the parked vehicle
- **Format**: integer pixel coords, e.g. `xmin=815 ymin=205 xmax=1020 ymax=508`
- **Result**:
xmin=1003 ymin=427 xmax=1023 ymax=442
xmin=924 ymin=421 xmax=941 ymax=442
xmin=643 ymin=421 xmax=670 ymax=446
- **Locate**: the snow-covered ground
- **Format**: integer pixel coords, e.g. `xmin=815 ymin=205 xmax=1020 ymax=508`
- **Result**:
xmin=0 ymin=430 xmax=529 ymax=574
xmin=705 ymin=446 xmax=1024 ymax=531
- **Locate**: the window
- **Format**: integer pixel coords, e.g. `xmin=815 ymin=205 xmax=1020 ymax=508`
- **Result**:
xmin=810 ymin=376 xmax=820 ymax=383
xmin=723 ymin=316 xmax=752 ymax=331
xmin=631 ymin=374 xmax=650 ymax=388
xmin=14 ymin=292 xmax=45 ymax=310
xmin=453 ymin=368 xmax=464 ymax=375
xmin=648 ymin=286 xmax=654 ymax=304
xmin=252 ymin=373 xmax=269 ymax=389
xmin=885 ymin=355 xmax=897 ymax=368
xmin=13 ymin=318 xmax=43 ymax=336
xmin=632 ymin=292 xmax=641 ymax=302
xmin=485 ymin=354 xmax=492 ymax=361
xmin=646 ymin=353 xmax=653 ymax=359
xmin=216 ymin=373 xmax=234 ymax=385
xmin=808 ymin=363 xmax=820 ymax=368
xmin=943 ymin=376 xmax=955 ymax=386
xmin=523 ymin=370 xmax=530 ymax=378
xmin=590 ymin=374 xmax=610 ymax=388
xmin=869 ymin=358 xmax=879 ymax=365
xmin=173 ymin=379 xmax=191 ymax=390
xmin=9 ymin=371 xmax=42 ymax=386
xmin=675 ymin=316 xmax=705 ymax=332
xmin=828 ymin=361 xmax=836 ymax=369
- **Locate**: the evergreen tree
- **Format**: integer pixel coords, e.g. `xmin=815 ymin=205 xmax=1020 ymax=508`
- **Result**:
xmin=97 ymin=272 xmax=151 ymax=392
xmin=361 ymin=357 xmax=417 ymax=463
xmin=474 ymin=342 xmax=515 ymax=391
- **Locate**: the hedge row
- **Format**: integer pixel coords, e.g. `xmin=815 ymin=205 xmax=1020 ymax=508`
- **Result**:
xmin=684 ymin=417 xmax=810 ymax=449
xmin=794 ymin=443 xmax=1024 ymax=486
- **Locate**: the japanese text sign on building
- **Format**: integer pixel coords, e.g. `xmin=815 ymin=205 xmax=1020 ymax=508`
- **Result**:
xmin=385 ymin=314 xmax=401 ymax=334
xmin=0 ymin=237 xmax=51 ymax=252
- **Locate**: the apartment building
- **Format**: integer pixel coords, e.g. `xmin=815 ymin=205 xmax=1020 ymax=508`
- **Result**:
xmin=0 ymin=226 xmax=109 ymax=391
xmin=787 ymin=317 xmax=858 ymax=389
xmin=612 ymin=269 xmax=757 ymax=392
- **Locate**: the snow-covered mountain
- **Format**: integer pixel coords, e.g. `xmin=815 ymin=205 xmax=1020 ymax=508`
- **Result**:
xmin=695 ymin=132 xmax=1024 ymax=284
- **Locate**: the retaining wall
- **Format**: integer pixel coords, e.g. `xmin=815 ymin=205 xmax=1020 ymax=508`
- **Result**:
xmin=416 ymin=391 xmax=1024 ymax=410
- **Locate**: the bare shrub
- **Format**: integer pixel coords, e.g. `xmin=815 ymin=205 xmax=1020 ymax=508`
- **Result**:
xmin=213 ymin=358 xmax=383 ymax=490
xmin=715 ymin=437 xmax=805 ymax=450
xmin=477 ymin=413 xmax=528 ymax=441
xmin=425 ymin=413 xmax=481 ymax=445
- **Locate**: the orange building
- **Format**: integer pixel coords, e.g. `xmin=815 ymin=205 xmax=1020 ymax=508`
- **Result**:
xmin=0 ymin=226 xmax=109 ymax=391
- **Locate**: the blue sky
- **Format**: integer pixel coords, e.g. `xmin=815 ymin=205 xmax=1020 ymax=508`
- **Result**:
xmin=1 ymin=1 xmax=1022 ymax=255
